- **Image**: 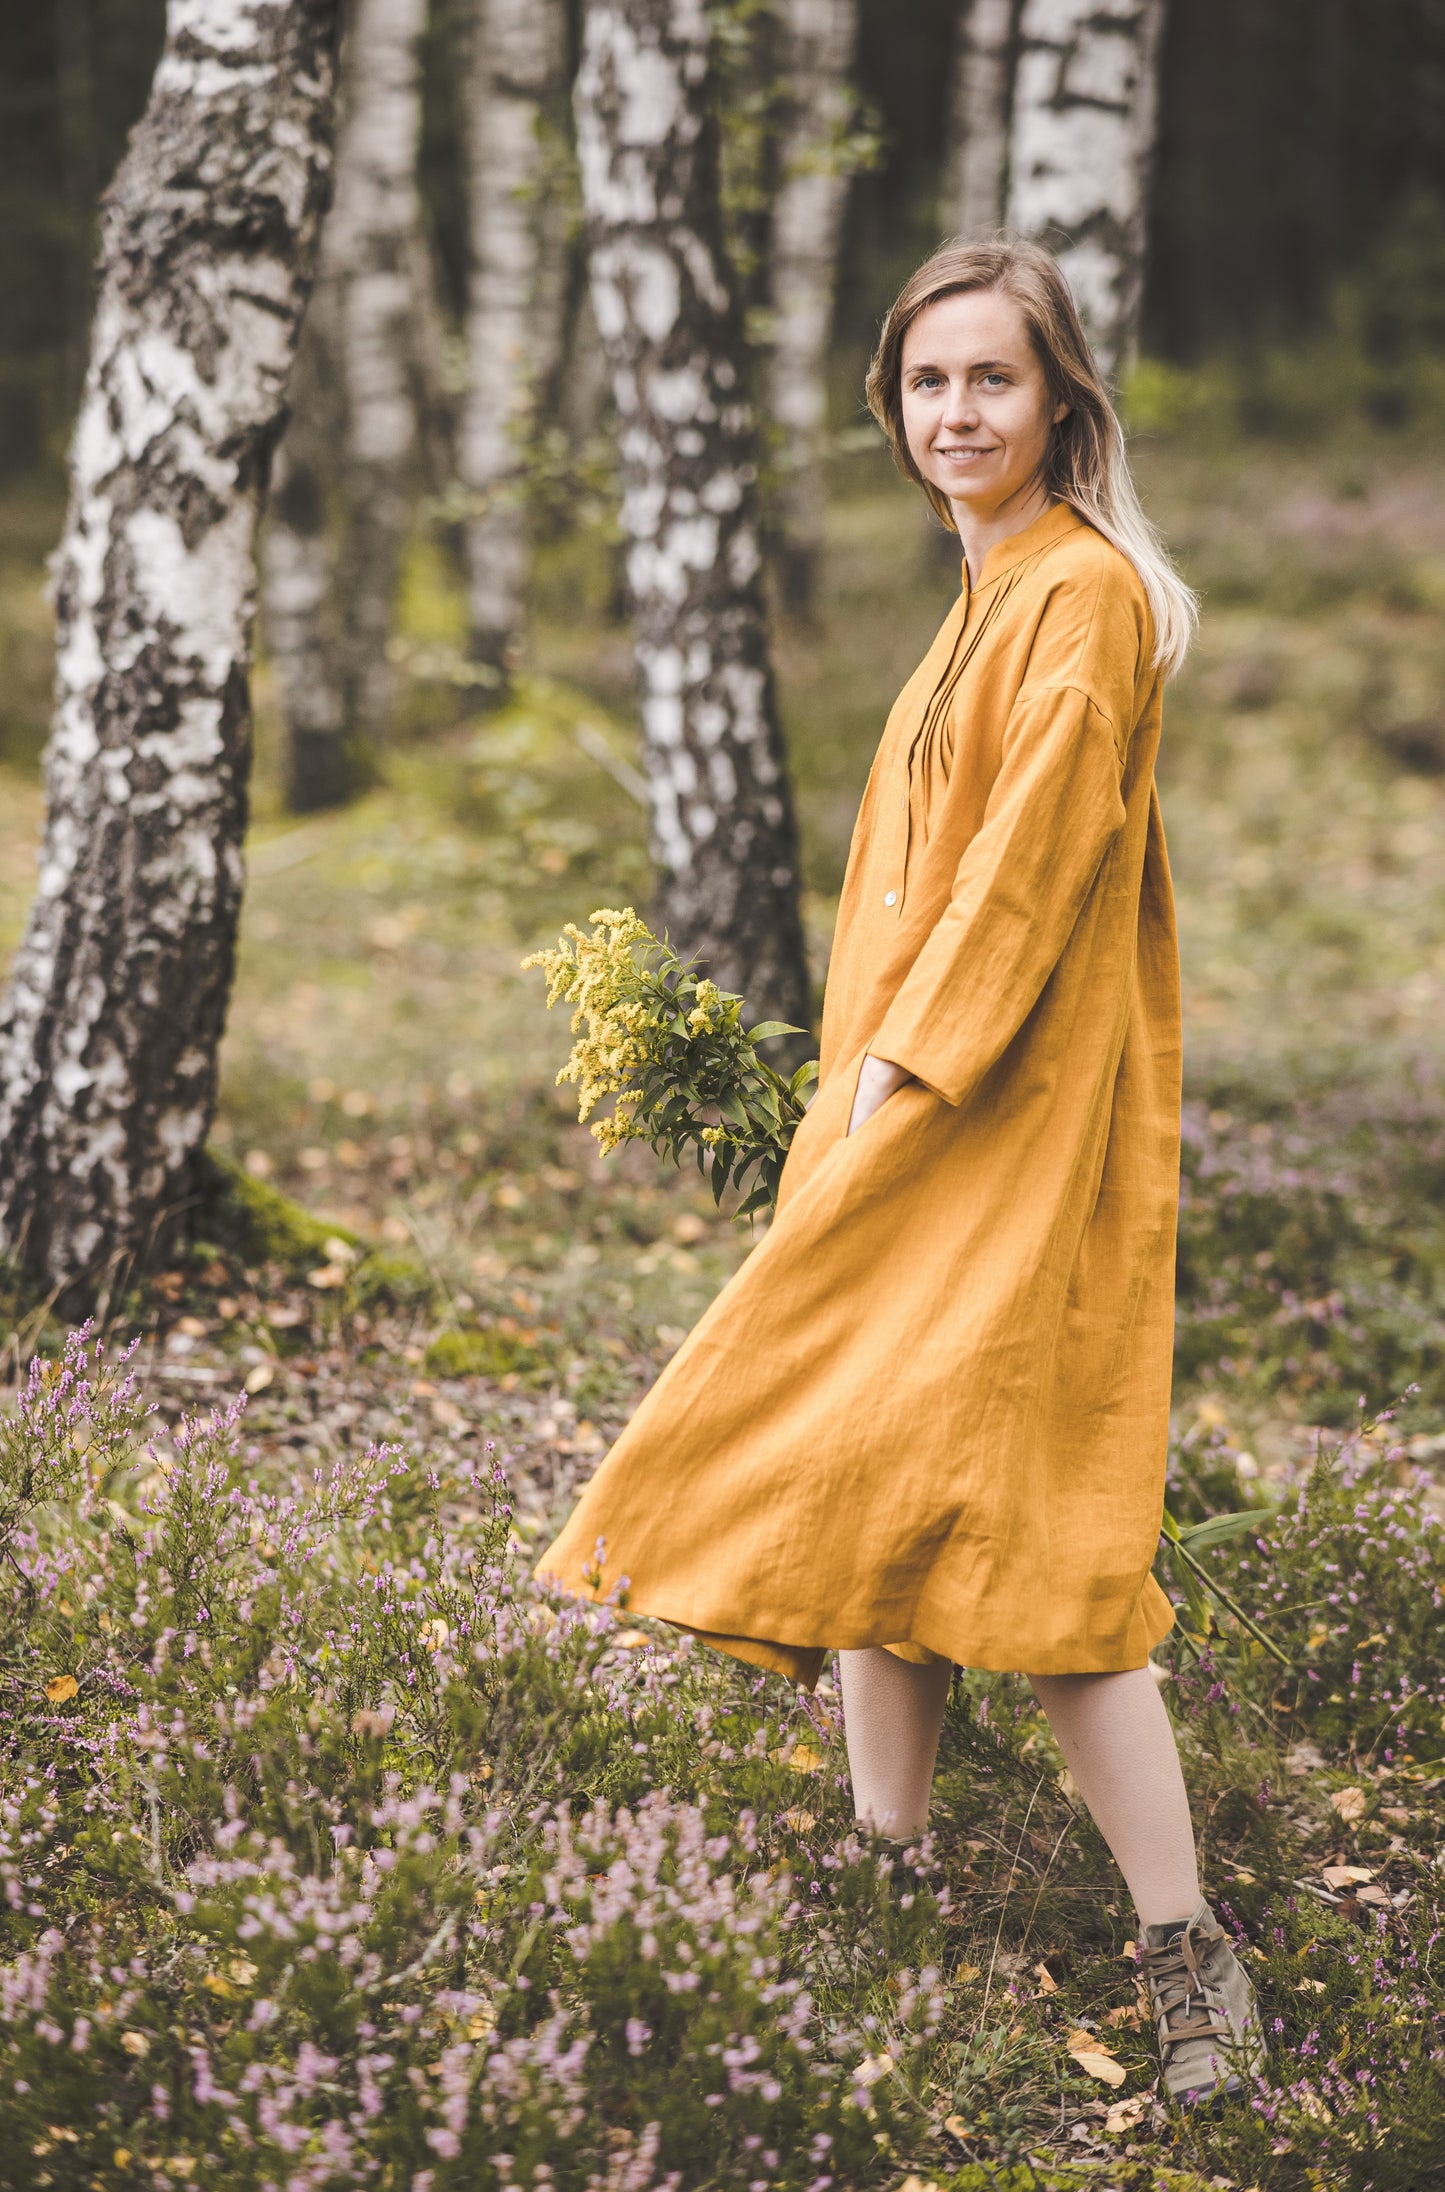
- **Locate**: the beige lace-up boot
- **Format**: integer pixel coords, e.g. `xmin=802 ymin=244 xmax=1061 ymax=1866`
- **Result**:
xmin=1139 ymin=1897 xmax=1268 ymax=2104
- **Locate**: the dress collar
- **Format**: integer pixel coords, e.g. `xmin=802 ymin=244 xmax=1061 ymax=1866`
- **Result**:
xmin=960 ymin=499 xmax=1085 ymax=597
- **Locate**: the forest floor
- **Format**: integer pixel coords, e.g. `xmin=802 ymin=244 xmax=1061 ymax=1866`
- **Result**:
xmin=2 ymin=430 xmax=1445 ymax=2188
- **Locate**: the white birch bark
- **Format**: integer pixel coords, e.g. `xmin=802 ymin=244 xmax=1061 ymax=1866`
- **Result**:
xmin=1005 ymin=0 xmax=1165 ymax=380
xmin=460 ymin=0 xmax=568 ymax=685
xmin=575 ymin=0 xmax=809 ymax=1030
xmin=942 ymin=0 xmax=1019 ymax=237
xmin=262 ymin=0 xmax=428 ymax=809
xmin=0 ymin=0 xmax=342 ymax=1296
xmin=768 ymin=0 xmax=860 ymax=614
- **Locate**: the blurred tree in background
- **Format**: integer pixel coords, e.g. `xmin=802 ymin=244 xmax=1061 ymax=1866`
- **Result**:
xmin=2 ymin=0 xmax=1445 ymax=1299
xmin=6 ymin=0 xmax=1444 ymax=491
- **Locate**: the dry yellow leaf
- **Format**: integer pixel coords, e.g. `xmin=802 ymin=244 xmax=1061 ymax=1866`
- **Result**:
xmin=243 ymin=1362 xmax=275 ymax=1396
xmin=785 ymin=1742 xmax=825 ymax=1774
xmin=613 ymin=1628 xmax=651 ymax=1650
xmin=1321 ymin=1863 xmax=1373 ymax=1889
xmin=1069 ymin=2046 xmax=1128 ymax=2088
xmin=45 ymin=1675 xmax=78 ymax=1704
xmin=1065 ymin=2027 xmax=1113 ymax=2052
xmin=895 ymin=2179 xmax=944 ymax=2192
xmin=1330 ymin=1785 xmax=1368 ymax=1823
xmin=1104 ymin=2093 xmax=1146 ymax=2135
xmin=781 ymin=1807 xmax=819 ymax=1833
xmin=1032 ymin=1960 xmax=1059 ymax=1993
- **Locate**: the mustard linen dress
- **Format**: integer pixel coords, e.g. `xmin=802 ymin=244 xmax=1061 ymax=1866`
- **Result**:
xmin=538 ymin=501 xmax=1180 ymax=1685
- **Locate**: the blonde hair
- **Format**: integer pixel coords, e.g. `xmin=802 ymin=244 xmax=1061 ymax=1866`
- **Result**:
xmin=865 ymin=234 xmax=1197 ymax=678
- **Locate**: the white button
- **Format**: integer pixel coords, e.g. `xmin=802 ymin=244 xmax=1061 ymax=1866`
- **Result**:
xmin=884 ymin=890 xmax=897 ymax=906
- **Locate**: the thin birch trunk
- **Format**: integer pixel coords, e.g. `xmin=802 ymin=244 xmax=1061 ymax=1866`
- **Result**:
xmin=460 ymin=0 xmax=568 ymax=690
xmin=942 ymin=0 xmax=1019 ymax=238
xmin=575 ymin=0 xmax=810 ymax=1031
xmin=263 ymin=0 xmax=429 ymax=810
xmin=1005 ymin=0 xmax=1165 ymax=380
xmin=0 ymin=0 xmax=342 ymax=1298
xmin=768 ymin=0 xmax=859 ymax=616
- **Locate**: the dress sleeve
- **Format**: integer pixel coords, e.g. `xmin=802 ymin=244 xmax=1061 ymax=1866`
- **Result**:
xmin=868 ymin=679 xmax=1127 ymax=1107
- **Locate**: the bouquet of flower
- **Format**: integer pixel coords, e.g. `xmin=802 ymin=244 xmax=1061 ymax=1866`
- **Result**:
xmin=523 ymin=907 xmax=818 ymax=1218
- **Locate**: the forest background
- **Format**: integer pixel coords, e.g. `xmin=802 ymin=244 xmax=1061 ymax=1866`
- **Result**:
xmin=2 ymin=3 xmax=1445 ymax=2189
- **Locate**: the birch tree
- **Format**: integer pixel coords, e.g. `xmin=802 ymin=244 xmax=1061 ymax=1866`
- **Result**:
xmin=1005 ymin=0 xmax=1165 ymax=380
xmin=263 ymin=0 xmax=430 ymax=810
xmin=0 ymin=0 xmax=342 ymax=1298
xmin=460 ymin=0 xmax=569 ymax=690
xmin=768 ymin=0 xmax=860 ymax=614
xmin=574 ymin=0 xmax=810 ymax=1031
xmin=942 ymin=0 xmax=1019 ymax=238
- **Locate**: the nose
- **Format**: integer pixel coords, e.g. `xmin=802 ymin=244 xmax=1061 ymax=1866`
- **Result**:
xmin=942 ymin=377 xmax=979 ymax=431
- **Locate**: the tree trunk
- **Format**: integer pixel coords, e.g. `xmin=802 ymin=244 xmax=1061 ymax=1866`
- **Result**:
xmin=263 ymin=0 xmax=429 ymax=812
xmin=942 ymin=0 xmax=1019 ymax=238
xmin=460 ymin=0 xmax=568 ymax=692
xmin=262 ymin=287 xmax=351 ymax=813
xmin=768 ymin=0 xmax=860 ymax=617
xmin=574 ymin=0 xmax=810 ymax=1032
xmin=1005 ymin=0 xmax=1165 ymax=380
xmin=0 ymin=0 xmax=342 ymax=1299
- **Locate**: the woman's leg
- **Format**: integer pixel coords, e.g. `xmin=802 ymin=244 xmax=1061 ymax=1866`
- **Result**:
xmin=1028 ymin=1668 xmax=1200 ymax=1929
xmin=838 ymin=1648 xmax=953 ymax=1838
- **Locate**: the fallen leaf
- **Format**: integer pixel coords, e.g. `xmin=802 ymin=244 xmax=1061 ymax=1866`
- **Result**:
xmin=1321 ymin=1863 xmax=1374 ymax=1889
xmin=45 ymin=1674 xmax=79 ymax=1704
xmin=1103 ymin=2003 xmax=1141 ymax=2029
xmin=1330 ymin=1786 xmax=1368 ymax=1823
xmin=613 ymin=1628 xmax=651 ymax=1650
xmin=943 ymin=2113 xmax=970 ymax=2140
xmin=894 ymin=2179 xmax=944 ymax=2192
xmin=1104 ymin=2093 xmax=1147 ymax=2135
xmin=175 ymin=1315 xmax=209 ymax=1338
xmin=307 ymin=1263 xmax=347 ymax=1290
xmin=1065 ymin=2027 xmax=1115 ymax=2053
xmin=784 ymin=1742 xmax=825 ymax=1774
xmin=1355 ymin=1885 xmax=1390 ymax=1906
xmin=780 ymin=1807 xmax=818 ymax=1833
xmin=1069 ymin=2046 xmax=1128 ymax=2088
xmin=1032 ymin=1960 xmax=1059 ymax=1994
xmin=431 ymin=1397 xmax=464 ymax=1427
xmin=243 ymin=1363 xmax=274 ymax=1395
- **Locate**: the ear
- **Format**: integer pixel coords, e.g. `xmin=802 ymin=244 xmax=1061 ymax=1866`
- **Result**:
xmin=1052 ymin=402 xmax=1071 ymax=426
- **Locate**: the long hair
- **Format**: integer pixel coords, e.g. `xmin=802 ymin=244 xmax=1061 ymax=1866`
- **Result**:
xmin=865 ymin=235 xmax=1198 ymax=678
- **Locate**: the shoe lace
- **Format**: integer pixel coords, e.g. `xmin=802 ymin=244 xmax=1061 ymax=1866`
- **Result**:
xmin=1139 ymin=1927 xmax=1231 ymax=2053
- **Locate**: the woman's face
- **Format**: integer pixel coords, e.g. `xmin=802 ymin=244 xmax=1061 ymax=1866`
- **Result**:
xmin=899 ymin=287 xmax=1066 ymax=523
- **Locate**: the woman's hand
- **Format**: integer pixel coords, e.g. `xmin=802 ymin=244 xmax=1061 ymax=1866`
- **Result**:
xmin=847 ymin=1052 xmax=915 ymax=1135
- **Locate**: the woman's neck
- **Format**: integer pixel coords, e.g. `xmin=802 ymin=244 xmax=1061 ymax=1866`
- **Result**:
xmin=951 ymin=474 xmax=1055 ymax=588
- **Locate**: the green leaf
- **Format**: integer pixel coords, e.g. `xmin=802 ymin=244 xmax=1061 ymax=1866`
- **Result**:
xmin=1176 ymin=1507 xmax=1273 ymax=1553
xmin=746 ymin=1021 xmax=808 ymax=1044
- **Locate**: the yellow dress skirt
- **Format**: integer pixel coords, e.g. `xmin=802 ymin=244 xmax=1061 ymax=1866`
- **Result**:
xmin=537 ymin=501 xmax=1180 ymax=1685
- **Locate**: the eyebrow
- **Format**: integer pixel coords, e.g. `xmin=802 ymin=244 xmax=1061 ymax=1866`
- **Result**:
xmin=903 ymin=356 xmax=1017 ymax=376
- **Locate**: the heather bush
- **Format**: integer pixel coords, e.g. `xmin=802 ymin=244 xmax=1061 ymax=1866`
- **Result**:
xmin=0 ymin=1331 xmax=946 ymax=2190
xmin=4 ymin=1333 xmax=1445 ymax=2187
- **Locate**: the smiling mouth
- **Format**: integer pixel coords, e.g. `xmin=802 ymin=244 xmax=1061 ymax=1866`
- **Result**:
xmin=936 ymin=445 xmax=996 ymax=459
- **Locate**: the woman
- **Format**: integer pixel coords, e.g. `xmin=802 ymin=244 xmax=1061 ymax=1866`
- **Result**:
xmin=539 ymin=237 xmax=1266 ymax=2105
